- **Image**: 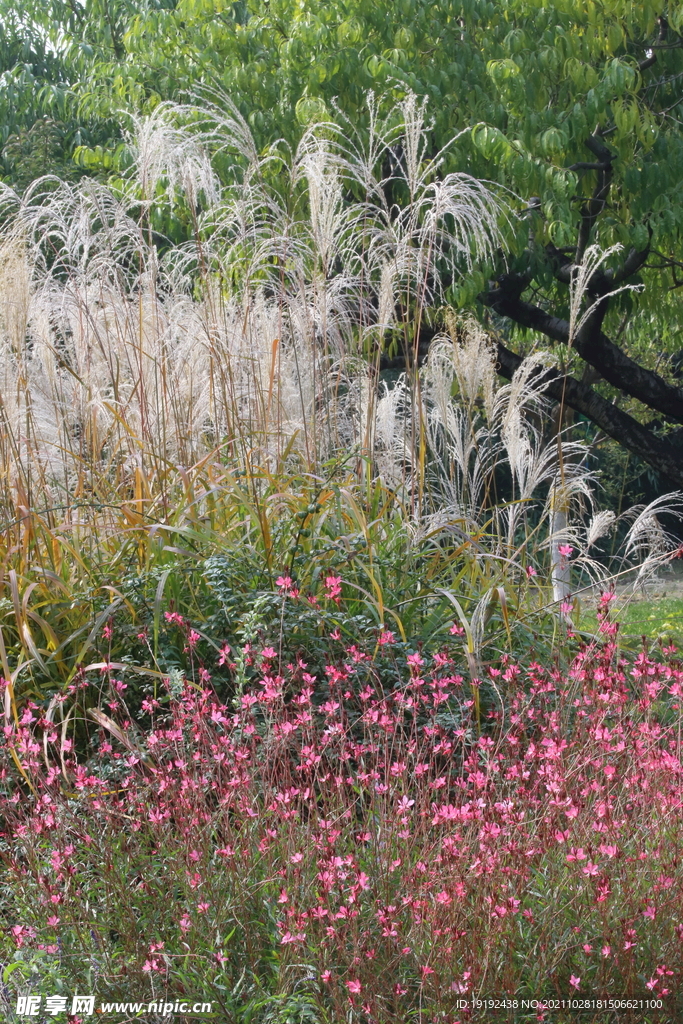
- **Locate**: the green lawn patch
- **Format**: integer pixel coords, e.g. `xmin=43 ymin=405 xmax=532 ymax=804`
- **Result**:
xmin=580 ymin=595 xmax=683 ymax=648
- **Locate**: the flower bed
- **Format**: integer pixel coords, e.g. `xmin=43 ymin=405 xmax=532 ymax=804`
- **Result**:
xmin=2 ymin=616 xmax=683 ymax=1023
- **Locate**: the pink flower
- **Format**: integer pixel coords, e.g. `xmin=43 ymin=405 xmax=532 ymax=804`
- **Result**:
xmin=569 ymin=975 xmax=580 ymax=990
xmin=347 ymin=980 xmax=362 ymax=994
xmin=566 ymin=847 xmax=586 ymax=861
xmin=525 ymin=565 xmax=537 ymax=577
xmin=558 ymin=544 xmax=574 ymax=558
xmin=276 ymin=575 xmax=299 ymax=597
xmin=324 ymin=575 xmax=342 ymax=602
xmin=186 ymin=629 xmax=201 ymax=649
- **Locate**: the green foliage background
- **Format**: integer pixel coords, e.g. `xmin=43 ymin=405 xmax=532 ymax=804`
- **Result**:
xmin=3 ymin=2 xmax=681 ymax=246
xmin=2 ymin=3 xmax=681 ymax=301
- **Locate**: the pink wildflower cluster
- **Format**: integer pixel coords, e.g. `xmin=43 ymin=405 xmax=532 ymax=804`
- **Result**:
xmin=272 ymin=570 xmax=343 ymax=605
xmin=1 ymin=629 xmax=682 ymax=1020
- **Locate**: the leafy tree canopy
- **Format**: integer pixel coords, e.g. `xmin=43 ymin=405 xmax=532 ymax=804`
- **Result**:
xmin=2 ymin=0 xmax=683 ymax=484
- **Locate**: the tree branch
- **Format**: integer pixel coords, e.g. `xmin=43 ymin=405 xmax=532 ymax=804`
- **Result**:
xmin=566 ymin=161 xmax=610 ymax=171
xmin=482 ymin=282 xmax=683 ymax=423
xmin=494 ymin=340 xmax=683 ymax=486
xmin=379 ymin=321 xmax=683 ymax=484
xmin=547 ymin=244 xmax=649 ymax=291
xmin=606 ymin=244 xmax=650 ymax=285
xmin=575 ymin=129 xmax=614 ymax=264
xmin=639 ymin=16 xmax=668 ymax=73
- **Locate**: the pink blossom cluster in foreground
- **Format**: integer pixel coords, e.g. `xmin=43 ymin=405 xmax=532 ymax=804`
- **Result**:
xmin=2 ymin=619 xmax=683 ymax=1022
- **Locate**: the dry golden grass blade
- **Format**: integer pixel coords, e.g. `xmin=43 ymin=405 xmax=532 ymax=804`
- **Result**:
xmin=8 ymin=570 xmax=47 ymax=672
xmin=62 ymin=600 xmax=124 ymax=686
xmin=266 ymin=336 xmax=280 ymax=421
xmin=120 ymin=505 xmax=145 ymax=527
xmin=26 ymin=610 xmax=61 ymax=655
xmin=39 ymin=570 xmax=72 ymax=596
xmin=0 ymin=621 xmax=13 ymax=690
xmin=43 ymin=694 xmax=59 ymax=773
xmin=1 ymin=645 xmax=38 ymax=794
xmin=59 ymin=703 xmax=75 ymax=780
xmin=87 ymin=708 xmax=156 ymax=769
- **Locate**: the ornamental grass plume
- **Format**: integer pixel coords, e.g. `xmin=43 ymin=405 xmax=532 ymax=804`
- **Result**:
xmin=0 ymin=91 xmax=678 ymax=623
xmin=0 ymin=92 xmax=507 ymax=538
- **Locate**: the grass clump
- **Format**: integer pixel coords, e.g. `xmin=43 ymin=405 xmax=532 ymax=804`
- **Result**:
xmin=1 ymin=94 xmax=683 ymax=1024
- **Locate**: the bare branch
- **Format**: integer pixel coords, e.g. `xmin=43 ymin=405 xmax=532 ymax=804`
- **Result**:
xmin=639 ymin=17 xmax=669 ymax=73
xmin=482 ymin=281 xmax=683 ymax=423
xmin=494 ymin=340 xmax=683 ymax=486
xmin=575 ymin=129 xmax=614 ymax=263
xmin=566 ymin=161 xmax=611 ymax=171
